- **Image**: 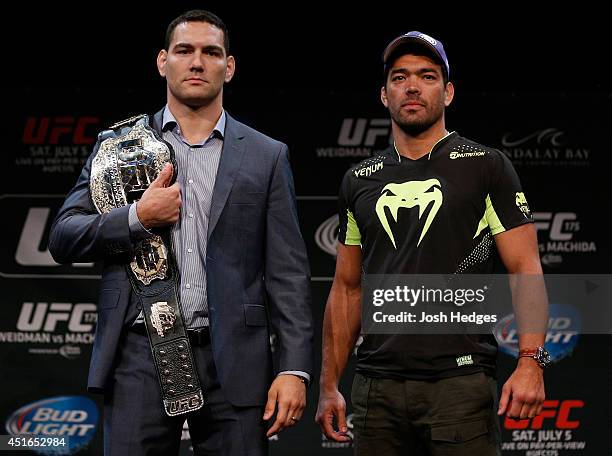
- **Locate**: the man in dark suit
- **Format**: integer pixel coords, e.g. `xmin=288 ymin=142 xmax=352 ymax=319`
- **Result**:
xmin=49 ymin=10 xmax=313 ymax=456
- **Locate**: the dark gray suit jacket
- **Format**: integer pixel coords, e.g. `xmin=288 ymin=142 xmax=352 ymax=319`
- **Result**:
xmin=49 ymin=109 xmax=314 ymax=406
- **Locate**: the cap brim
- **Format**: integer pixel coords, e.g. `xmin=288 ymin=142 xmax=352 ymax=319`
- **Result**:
xmin=383 ymin=36 xmax=447 ymax=78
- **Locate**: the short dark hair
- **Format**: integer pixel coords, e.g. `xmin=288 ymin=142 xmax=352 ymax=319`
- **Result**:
xmin=165 ymin=10 xmax=230 ymax=54
xmin=384 ymin=43 xmax=449 ymax=86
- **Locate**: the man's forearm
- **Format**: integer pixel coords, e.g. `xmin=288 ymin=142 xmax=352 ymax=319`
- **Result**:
xmin=508 ymin=271 xmax=548 ymax=350
xmin=319 ymin=283 xmax=361 ymax=390
xmin=517 ymin=333 xmax=545 ymax=351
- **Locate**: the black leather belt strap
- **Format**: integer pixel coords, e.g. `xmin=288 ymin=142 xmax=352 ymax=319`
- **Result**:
xmin=127 ymin=231 xmax=205 ymax=417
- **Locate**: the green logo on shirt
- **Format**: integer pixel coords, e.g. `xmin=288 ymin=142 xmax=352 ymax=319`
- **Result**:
xmin=515 ymin=192 xmax=532 ymax=219
xmin=456 ymin=354 xmax=474 ymax=366
xmin=375 ymin=179 xmax=443 ymax=248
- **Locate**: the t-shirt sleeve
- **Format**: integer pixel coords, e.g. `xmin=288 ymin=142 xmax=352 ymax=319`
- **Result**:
xmin=337 ymin=171 xmax=362 ymax=245
xmin=485 ymin=151 xmax=534 ymax=235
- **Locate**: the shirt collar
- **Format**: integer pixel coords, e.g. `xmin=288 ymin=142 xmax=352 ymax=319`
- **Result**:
xmin=162 ymin=105 xmax=226 ymax=143
xmin=389 ymin=131 xmax=458 ymax=162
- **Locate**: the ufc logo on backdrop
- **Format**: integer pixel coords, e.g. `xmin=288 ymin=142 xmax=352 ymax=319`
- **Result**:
xmin=338 ymin=118 xmax=391 ymax=147
xmin=534 ymin=212 xmax=580 ymax=241
xmin=504 ymin=400 xmax=583 ymax=429
xmin=23 ymin=116 xmax=100 ymax=145
xmin=0 ymin=196 xmax=97 ymax=277
xmin=17 ymin=302 xmax=97 ymax=333
xmin=16 ymin=207 xmax=93 ymax=268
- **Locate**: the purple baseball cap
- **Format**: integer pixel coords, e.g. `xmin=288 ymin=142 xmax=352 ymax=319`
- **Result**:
xmin=383 ymin=31 xmax=450 ymax=80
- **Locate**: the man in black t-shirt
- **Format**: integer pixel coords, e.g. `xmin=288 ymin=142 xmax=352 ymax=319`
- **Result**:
xmin=316 ymin=32 xmax=547 ymax=455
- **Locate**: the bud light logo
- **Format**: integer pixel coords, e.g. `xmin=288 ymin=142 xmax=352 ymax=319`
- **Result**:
xmin=5 ymin=396 xmax=98 ymax=455
xmin=494 ymin=303 xmax=580 ymax=362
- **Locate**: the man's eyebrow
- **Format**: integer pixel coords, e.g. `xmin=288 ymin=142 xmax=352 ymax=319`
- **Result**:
xmin=173 ymin=42 xmax=194 ymax=49
xmin=390 ymin=67 xmax=440 ymax=75
xmin=173 ymin=43 xmax=224 ymax=53
xmin=201 ymin=45 xmax=224 ymax=53
xmin=418 ymin=67 xmax=441 ymax=75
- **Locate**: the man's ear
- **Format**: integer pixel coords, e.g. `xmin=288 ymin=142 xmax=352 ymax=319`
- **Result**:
xmin=444 ymin=81 xmax=455 ymax=107
xmin=157 ymin=49 xmax=168 ymax=77
xmin=225 ymin=55 xmax=236 ymax=83
xmin=381 ymin=86 xmax=389 ymax=108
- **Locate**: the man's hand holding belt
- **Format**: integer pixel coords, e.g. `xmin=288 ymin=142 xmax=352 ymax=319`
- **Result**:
xmin=136 ymin=163 xmax=181 ymax=230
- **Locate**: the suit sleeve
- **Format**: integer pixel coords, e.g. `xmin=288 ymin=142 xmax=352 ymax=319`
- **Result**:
xmin=264 ymin=144 xmax=314 ymax=377
xmin=485 ymin=151 xmax=534 ymax=235
xmin=48 ymin=140 xmax=135 ymax=263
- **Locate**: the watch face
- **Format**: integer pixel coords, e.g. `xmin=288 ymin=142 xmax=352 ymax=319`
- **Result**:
xmin=538 ymin=346 xmax=552 ymax=365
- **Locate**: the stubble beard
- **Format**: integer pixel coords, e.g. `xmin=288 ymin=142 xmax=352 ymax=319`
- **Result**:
xmin=391 ymin=101 xmax=445 ymax=136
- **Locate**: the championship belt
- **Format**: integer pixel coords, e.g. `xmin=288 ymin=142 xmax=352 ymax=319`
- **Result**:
xmin=90 ymin=114 xmax=204 ymax=416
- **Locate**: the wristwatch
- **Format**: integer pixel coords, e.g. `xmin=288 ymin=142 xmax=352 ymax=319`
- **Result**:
xmin=519 ymin=346 xmax=551 ymax=368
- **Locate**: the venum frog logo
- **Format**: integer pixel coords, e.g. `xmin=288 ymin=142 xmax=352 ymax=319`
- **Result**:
xmin=375 ymin=179 xmax=443 ymax=248
xmin=515 ymin=192 xmax=532 ymax=219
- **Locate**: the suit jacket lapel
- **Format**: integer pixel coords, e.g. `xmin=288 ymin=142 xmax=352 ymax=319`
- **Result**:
xmin=150 ymin=108 xmax=164 ymax=135
xmin=208 ymin=113 xmax=246 ymax=240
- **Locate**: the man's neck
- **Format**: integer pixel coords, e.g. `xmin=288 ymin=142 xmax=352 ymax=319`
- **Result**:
xmin=392 ymin=120 xmax=449 ymax=160
xmin=166 ymin=95 xmax=223 ymax=144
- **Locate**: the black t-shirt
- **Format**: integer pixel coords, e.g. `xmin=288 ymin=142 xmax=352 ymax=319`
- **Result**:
xmin=337 ymin=132 xmax=534 ymax=380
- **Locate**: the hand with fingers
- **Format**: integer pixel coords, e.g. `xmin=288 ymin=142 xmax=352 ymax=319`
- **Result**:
xmin=263 ymin=375 xmax=306 ymax=437
xmin=498 ymin=358 xmax=546 ymax=420
xmin=136 ymin=163 xmax=181 ymax=229
xmin=315 ymin=387 xmax=351 ymax=442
